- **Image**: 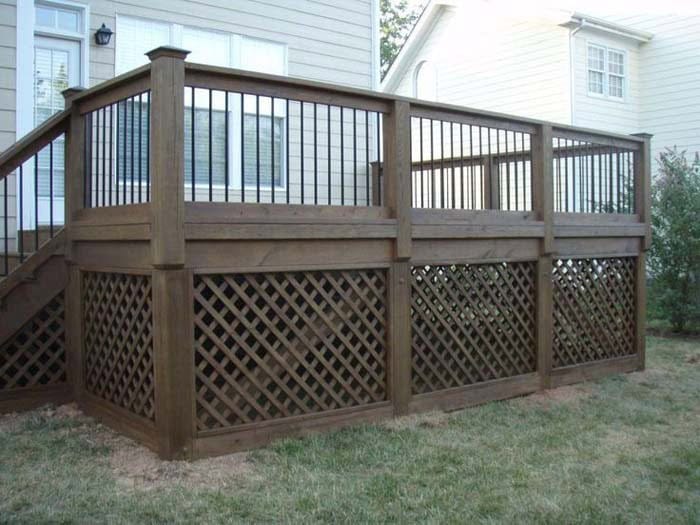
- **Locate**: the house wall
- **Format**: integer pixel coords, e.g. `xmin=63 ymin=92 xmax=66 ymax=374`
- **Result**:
xmin=605 ymin=13 xmax=700 ymax=168
xmin=571 ymin=28 xmax=642 ymax=135
xmin=389 ymin=4 xmax=572 ymax=124
xmin=0 ymin=0 xmax=378 ymax=255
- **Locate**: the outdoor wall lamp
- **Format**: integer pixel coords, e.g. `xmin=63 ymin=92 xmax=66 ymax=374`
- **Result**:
xmin=95 ymin=24 xmax=113 ymax=46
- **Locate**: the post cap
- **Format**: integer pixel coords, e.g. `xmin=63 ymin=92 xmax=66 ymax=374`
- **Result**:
xmin=146 ymin=46 xmax=190 ymax=61
xmin=631 ymin=132 xmax=654 ymax=139
xmin=62 ymin=86 xmax=86 ymax=101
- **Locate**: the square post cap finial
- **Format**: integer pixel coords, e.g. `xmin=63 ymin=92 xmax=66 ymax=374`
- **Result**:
xmin=62 ymin=86 xmax=86 ymax=101
xmin=146 ymin=46 xmax=190 ymax=61
xmin=631 ymin=132 xmax=654 ymax=139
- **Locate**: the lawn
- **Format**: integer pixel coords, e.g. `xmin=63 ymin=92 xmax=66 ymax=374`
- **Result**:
xmin=1 ymin=336 xmax=699 ymax=524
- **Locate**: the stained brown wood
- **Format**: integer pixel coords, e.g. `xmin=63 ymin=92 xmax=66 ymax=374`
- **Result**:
xmin=1 ymin=56 xmax=652 ymax=459
xmin=632 ymin=133 xmax=652 ymax=250
xmin=153 ymin=269 xmax=195 ymax=459
xmin=149 ymin=47 xmax=188 ymax=268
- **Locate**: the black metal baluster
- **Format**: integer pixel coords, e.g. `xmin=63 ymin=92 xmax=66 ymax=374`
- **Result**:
xmin=18 ymin=165 xmax=23 ymax=261
xmin=146 ymin=94 xmax=150 ymax=202
xmin=340 ymin=107 xmax=344 ymax=205
xmin=513 ymin=132 xmax=519 ymax=211
xmin=115 ymin=103 xmax=120 ymax=206
xmin=210 ymin=90 xmax=214 ymax=202
xmin=3 ymin=176 xmax=7 ymax=274
xmin=314 ymin=103 xmax=318 ymax=205
xmin=419 ymin=118 xmax=424 ymax=208
xmin=191 ymin=88 xmax=196 ymax=201
xmin=430 ymin=120 xmax=435 ymax=208
xmin=353 ymin=108 xmax=357 ymax=206
xmin=130 ymin=97 xmax=135 ymax=204
xmin=440 ymin=121 xmax=445 ymax=208
xmin=270 ymin=97 xmax=274 ymax=203
xmin=459 ymin=124 xmax=464 ymax=209
xmin=470 ymin=125 xmax=475 ymax=209
xmin=300 ymin=101 xmax=304 ymax=205
xmin=286 ymin=98 xmax=290 ymax=204
xmin=225 ymin=92 xmax=229 ymax=202
xmin=241 ymin=93 xmax=246 ymax=203
xmin=109 ymin=105 xmax=114 ymax=206
xmin=450 ymin=122 xmax=455 ymax=209
xmin=49 ymin=142 xmax=54 ymax=237
xmin=102 ymin=107 xmax=107 ymax=206
xmin=376 ymin=112 xmax=381 ymax=206
xmin=122 ymin=101 xmax=127 ymax=205
xmin=138 ymin=94 xmax=143 ymax=203
xmin=33 ymin=154 xmax=38 ymax=251
xmin=504 ymin=130 xmax=511 ymax=211
xmin=327 ymin=105 xmax=332 ymax=205
xmin=95 ymin=109 xmax=100 ymax=207
xmin=364 ymin=110 xmax=370 ymax=206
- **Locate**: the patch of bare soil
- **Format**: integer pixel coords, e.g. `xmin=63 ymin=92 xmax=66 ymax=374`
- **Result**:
xmin=0 ymin=403 xmax=255 ymax=492
xmin=383 ymin=410 xmax=450 ymax=431
xmin=686 ymin=354 xmax=700 ymax=364
xmin=519 ymin=384 xmax=592 ymax=408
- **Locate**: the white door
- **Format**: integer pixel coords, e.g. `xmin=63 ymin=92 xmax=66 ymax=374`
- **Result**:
xmin=31 ymin=36 xmax=80 ymax=226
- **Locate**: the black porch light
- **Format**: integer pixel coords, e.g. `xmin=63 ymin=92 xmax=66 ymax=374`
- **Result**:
xmin=95 ymin=24 xmax=113 ymax=46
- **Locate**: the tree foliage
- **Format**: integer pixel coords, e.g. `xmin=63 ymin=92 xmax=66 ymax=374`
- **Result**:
xmin=380 ymin=0 xmax=422 ymax=79
xmin=648 ymin=148 xmax=700 ymax=331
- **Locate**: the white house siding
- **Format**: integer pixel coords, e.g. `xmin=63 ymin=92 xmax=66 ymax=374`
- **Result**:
xmin=87 ymin=0 xmax=375 ymax=89
xmin=0 ymin=0 xmax=378 ymax=254
xmin=571 ymin=29 xmax=642 ymax=135
xmin=604 ymin=14 xmax=700 ymax=168
xmin=391 ymin=5 xmax=572 ymax=125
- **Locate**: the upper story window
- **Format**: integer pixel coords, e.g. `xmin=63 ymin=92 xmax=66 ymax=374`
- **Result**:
xmin=35 ymin=3 xmax=83 ymax=35
xmin=587 ymin=43 xmax=625 ymax=99
xmin=413 ymin=60 xmax=437 ymax=101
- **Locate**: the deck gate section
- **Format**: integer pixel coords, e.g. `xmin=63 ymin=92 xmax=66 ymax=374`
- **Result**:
xmin=0 ymin=47 xmax=651 ymax=458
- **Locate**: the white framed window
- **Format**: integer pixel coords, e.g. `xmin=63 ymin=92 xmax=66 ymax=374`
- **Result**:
xmin=115 ymin=16 xmax=288 ymax=191
xmin=587 ymin=43 xmax=626 ymax=100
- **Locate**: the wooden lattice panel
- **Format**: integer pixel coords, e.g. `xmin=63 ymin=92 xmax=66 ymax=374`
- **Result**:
xmin=193 ymin=270 xmax=388 ymax=431
xmin=0 ymin=293 xmax=66 ymax=391
xmin=411 ymin=262 xmax=537 ymax=394
xmin=83 ymin=272 xmax=155 ymax=420
xmin=553 ymin=257 xmax=636 ymax=367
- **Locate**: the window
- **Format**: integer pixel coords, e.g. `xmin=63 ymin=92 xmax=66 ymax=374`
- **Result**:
xmin=413 ymin=60 xmax=437 ymax=101
xmin=35 ymin=4 xmax=82 ymax=34
xmin=587 ymin=44 xmax=625 ymax=99
xmin=116 ymin=16 xmax=288 ymax=189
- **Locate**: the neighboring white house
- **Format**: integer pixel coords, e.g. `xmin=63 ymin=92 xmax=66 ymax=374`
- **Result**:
xmin=382 ymin=0 xmax=700 ymax=171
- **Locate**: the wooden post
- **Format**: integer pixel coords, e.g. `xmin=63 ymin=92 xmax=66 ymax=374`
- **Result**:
xmin=370 ymin=161 xmax=382 ymax=206
xmin=148 ymin=46 xmax=189 ymax=268
xmin=152 ymin=268 xmax=194 ymax=459
xmin=62 ymin=86 xmax=86 ymax=263
xmin=62 ymin=87 xmax=86 ymax=402
xmin=383 ymin=101 xmax=413 ymax=414
xmin=632 ymin=133 xmax=652 ymax=370
xmin=532 ymin=124 xmax=554 ymax=388
xmin=147 ymin=47 xmax=194 ymax=459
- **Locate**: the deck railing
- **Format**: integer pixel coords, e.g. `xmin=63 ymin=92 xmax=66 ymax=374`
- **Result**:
xmin=0 ymin=46 xmax=651 ymax=459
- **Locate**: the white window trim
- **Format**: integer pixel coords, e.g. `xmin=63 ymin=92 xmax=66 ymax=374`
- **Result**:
xmin=16 ymin=0 xmax=90 ymax=140
xmin=586 ymin=41 xmax=626 ymax=102
xmin=115 ymin=15 xmax=289 ymax=193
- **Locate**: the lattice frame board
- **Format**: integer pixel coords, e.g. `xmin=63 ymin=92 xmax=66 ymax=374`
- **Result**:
xmin=410 ymin=261 xmax=537 ymax=395
xmin=82 ymin=271 xmax=155 ymax=420
xmin=0 ymin=292 xmax=66 ymax=392
xmin=553 ymin=257 xmax=637 ymax=368
xmin=193 ymin=269 xmax=388 ymax=432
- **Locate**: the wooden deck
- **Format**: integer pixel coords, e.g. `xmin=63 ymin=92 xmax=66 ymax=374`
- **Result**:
xmin=0 ymin=47 xmax=650 ymax=459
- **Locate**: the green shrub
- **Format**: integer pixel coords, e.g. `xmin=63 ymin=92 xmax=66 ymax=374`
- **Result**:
xmin=648 ymin=148 xmax=700 ymax=332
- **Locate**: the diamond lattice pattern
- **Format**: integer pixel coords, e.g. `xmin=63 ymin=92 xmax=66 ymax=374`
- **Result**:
xmin=411 ymin=262 xmax=537 ymax=394
xmin=83 ymin=272 xmax=155 ymax=420
xmin=193 ymin=270 xmax=388 ymax=431
xmin=553 ymin=257 xmax=636 ymax=368
xmin=0 ymin=292 xmax=66 ymax=391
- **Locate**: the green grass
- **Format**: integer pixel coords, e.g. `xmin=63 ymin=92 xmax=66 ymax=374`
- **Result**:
xmin=2 ymin=336 xmax=700 ymax=524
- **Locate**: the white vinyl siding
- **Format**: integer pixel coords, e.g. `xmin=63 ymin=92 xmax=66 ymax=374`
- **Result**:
xmin=391 ymin=6 xmax=572 ymax=124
